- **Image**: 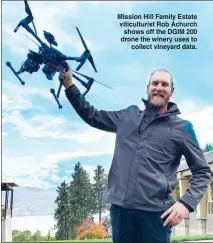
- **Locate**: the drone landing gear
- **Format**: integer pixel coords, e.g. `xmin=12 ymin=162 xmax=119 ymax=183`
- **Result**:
xmin=6 ymin=62 xmax=25 ymax=85
xmin=50 ymin=77 xmax=64 ymax=109
xmin=50 ymin=88 xmax=62 ymax=109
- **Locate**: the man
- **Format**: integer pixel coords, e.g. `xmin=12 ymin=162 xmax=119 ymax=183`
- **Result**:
xmin=61 ymin=68 xmax=211 ymax=243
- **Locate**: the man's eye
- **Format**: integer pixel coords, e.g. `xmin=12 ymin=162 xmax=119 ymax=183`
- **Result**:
xmin=152 ymin=82 xmax=158 ymax=86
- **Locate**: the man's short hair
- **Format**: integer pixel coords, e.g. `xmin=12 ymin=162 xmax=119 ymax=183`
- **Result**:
xmin=148 ymin=68 xmax=174 ymax=91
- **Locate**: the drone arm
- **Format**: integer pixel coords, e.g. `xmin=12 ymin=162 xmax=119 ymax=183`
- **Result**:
xmin=65 ymin=56 xmax=83 ymax=62
xmin=66 ymin=52 xmax=97 ymax=73
xmin=75 ymin=61 xmax=86 ymax=71
xmin=21 ymin=23 xmax=45 ymax=46
xmin=14 ymin=15 xmax=45 ymax=47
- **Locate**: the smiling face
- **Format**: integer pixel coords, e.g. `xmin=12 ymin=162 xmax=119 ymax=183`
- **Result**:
xmin=147 ymin=70 xmax=174 ymax=110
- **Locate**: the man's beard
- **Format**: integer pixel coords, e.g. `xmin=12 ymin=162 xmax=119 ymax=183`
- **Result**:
xmin=148 ymin=93 xmax=170 ymax=109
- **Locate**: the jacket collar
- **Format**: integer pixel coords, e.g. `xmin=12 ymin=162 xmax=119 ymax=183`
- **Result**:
xmin=142 ymin=98 xmax=181 ymax=116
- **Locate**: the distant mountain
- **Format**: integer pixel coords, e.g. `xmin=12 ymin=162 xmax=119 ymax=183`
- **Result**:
xmin=13 ymin=187 xmax=57 ymax=217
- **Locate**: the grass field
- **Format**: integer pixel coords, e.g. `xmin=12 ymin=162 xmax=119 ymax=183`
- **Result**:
xmin=39 ymin=234 xmax=213 ymax=242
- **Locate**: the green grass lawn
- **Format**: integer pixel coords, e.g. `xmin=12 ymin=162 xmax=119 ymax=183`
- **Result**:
xmin=35 ymin=234 xmax=213 ymax=242
xmin=172 ymin=234 xmax=213 ymax=242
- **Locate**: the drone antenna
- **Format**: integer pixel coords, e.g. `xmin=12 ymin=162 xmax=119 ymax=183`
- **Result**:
xmin=93 ymin=80 xmax=113 ymax=89
xmin=23 ymin=33 xmax=39 ymax=47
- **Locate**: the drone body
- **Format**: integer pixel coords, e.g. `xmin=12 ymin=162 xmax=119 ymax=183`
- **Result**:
xmin=6 ymin=0 xmax=111 ymax=109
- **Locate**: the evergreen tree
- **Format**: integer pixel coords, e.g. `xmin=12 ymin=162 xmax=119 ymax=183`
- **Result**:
xmin=54 ymin=180 xmax=70 ymax=240
xmin=204 ymin=143 xmax=213 ymax=152
xmin=68 ymin=162 xmax=93 ymax=238
xmin=92 ymin=165 xmax=109 ymax=223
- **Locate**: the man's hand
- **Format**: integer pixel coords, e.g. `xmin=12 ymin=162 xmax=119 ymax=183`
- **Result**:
xmin=60 ymin=69 xmax=73 ymax=89
xmin=160 ymin=201 xmax=189 ymax=227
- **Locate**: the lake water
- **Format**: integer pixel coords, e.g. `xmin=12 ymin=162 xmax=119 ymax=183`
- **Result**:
xmin=12 ymin=213 xmax=108 ymax=236
xmin=12 ymin=215 xmax=56 ymax=236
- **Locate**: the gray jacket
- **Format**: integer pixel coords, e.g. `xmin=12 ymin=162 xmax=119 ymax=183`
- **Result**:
xmin=65 ymin=85 xmax=211 ymax=212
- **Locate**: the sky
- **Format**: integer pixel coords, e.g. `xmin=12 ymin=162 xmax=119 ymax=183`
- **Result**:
xmin=2 ymin=1 xmax=213 ymax=193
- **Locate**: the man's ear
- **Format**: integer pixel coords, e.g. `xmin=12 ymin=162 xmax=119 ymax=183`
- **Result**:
xmin=146 ymin=84 xmax=149 ymax=94
xmin=171 ymin=87 xmax=175 ymax=96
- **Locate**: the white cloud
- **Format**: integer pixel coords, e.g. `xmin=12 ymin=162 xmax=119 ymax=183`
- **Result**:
xmin=178 ymin=100 xmax=213 ymax=148
xmin=51 ymin=175 xmax=60 ymax=182
xmin=73 ymin=36 xmax=92 ymax=55
xmin=2 ymin=25 xmax=37 ymax=55
xmin=44 ymin=150 xmax=112 ymax=184
xmin=65 ymin=170 xmax=72 ymax=174
xmin=2 ymin=132 xmax=8 ymax=137
xmin=2 ymin=93 xmax=32 ymax=111
xmin=2 ymin=156 xmax=51 ymax=188
xmin=2 ymin=1 xmax=78 ymax=55
xmin=2 ymin=81 xmax=55 ymax=112
xmin=3 ymin=109 xmax=115 ymax=144
xmin=2 ymin=148 xmax=113 ymax=188
xmin=44 ymin=150 xmax=111 ymax=167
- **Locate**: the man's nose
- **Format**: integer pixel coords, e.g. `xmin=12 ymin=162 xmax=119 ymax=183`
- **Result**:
xmin=155 ymin=84 xmax=163 ymax=91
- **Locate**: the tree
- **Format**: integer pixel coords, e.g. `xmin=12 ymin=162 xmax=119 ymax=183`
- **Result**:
xmin=75 ymin=218 xmax=108 ymax=239
xmin=12 ymin=230 xmax=22 ymax=236
xmin=102 ymin=215 xmax=111 ymax=234
xmin=12 ymin=230 xmax=32 ymax=242
xmin=12 ymin=230 xmax=24 ymax=242
xmin=54 ymin=180 xmax=70 ymax=240
xmin=204 ymin=143 xmax=213 ymax=152
xmin=68 ymin=162 xmax=93 ymax=238
xmin=92 ymin=165 xmax=109 ymax=223
xmin=22 ymin=230 xmax=31 ymax=241
xmin=30 ymin=230 xmax=41 ymax=241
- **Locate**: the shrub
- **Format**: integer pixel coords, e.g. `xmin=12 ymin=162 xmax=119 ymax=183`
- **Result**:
xmin=75 ymin=218 xmax=108 ymax=239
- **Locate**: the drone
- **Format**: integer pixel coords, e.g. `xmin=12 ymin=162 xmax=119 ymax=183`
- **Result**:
xmin=6 ymin=0 xmax=112 ymax=109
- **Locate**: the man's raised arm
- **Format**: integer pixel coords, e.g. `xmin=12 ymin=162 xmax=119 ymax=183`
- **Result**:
xmin=61 ymin=69 xmax=128 ymax=132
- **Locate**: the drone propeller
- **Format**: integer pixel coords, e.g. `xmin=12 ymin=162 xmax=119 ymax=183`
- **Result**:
xmin=76 ymin=27 xmax=97 ymax=73
xmin=76 ymin=27 xmax=87 ymax=50
xmin=87 ymin=55 xmax=97 ymax=73
xmin=24 ymin=0 xmax=32 ymax=16
xmin=14 ymin=0 xmax=43 ymax=48
xmin=24 ymin=0 xmax=37 ymax=35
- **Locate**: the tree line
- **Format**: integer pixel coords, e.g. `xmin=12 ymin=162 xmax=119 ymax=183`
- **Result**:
xmin=54 ymin=162 xmax=110 ymax=240
xmin=12 ymin=230 xmax=54 ymax=242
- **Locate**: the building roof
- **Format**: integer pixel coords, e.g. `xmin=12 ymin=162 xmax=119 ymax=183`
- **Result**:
xmin=1 ymin=182 xmax=19 ymax=190
xmin=177 ymin=150 xmax=213 ymax=172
